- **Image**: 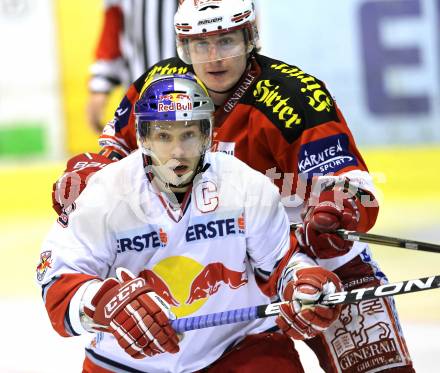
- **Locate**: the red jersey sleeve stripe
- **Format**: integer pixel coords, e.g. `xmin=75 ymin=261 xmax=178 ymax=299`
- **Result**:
xmin=255 ymin=236 xmax=297 ymax=298
xmin=43 ymin=273 xmax=99 ymax=337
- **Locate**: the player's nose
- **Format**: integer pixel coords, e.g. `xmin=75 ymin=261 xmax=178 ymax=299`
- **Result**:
xmin=207 ymin=43 xmax=221 ymax=61
xmin=170 ymin=141 xmax=186 ymax=158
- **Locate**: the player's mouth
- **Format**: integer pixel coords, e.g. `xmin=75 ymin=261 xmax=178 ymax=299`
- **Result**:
xmin=172 ymin=164 xmax=190 ymax=175
xmin=207 ymin=70 xmax=227 ymax=77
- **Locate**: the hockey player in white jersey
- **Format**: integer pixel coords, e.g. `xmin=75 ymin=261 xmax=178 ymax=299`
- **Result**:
xmin=37 ymin=73 xmax=343 ymax=372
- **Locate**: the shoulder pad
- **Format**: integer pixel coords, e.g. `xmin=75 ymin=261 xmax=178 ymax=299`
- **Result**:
xmin=133 ymin=57 xmax=193 ymax=94
xmin=244 ymin=54 xmax=340 ymax=143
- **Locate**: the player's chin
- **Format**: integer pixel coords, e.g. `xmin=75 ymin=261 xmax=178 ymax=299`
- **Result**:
xmin=209 ymin=77 xmax=233 ymax=90
xmin=203 ymin=72 xmax=231 ymax=88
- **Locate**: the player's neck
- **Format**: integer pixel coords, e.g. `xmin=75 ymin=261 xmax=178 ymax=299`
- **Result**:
xmin=207 ymin=60 xmax=254 ymax=106
xmin=209 ymin=90 xmax=230 ymax=106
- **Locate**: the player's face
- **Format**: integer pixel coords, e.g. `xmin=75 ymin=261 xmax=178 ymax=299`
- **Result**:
xmin=189 ymin=30 xmax=247 ymax=97
xmin=145 ymin=120 xmax=205 ymax=188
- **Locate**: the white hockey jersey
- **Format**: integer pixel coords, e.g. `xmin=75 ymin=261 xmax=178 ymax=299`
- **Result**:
xmin=37 ymin=150 xmax=293 ymax=373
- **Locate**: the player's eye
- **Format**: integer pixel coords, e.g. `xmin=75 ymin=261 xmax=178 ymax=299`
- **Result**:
xmin=218 ymin=37 xmax=234 ymax=47
xmin=193 ymin=40 xmax=209 ymax=52
xmin=155 ymin=132 xmax=171 ymax=142
xmin=181 ymin=131 xmax=196 ymax=141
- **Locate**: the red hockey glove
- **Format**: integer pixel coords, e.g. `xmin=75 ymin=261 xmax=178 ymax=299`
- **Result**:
xmin=276 ymin=267 xmax=343 ymax=340
xmin=296 ymin=188 xmax=360 ymax=259
xmin=52 ymin=152 xmax=114 ymax=215
xmin=84 ymin=268 xmax=179 ymax=359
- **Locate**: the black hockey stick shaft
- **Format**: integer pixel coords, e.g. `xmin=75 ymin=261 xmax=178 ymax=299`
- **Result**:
xmin=171 ymin=275 xmax=440 ymax=333
xmin=290 ymin=223 xmax=440 ymax=253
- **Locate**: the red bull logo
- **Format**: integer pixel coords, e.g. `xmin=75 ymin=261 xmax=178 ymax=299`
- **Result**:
xmin=36 ymin=251 xmax=52 ymax=281
xmin=158 ymin=93 xmax=193 ymax=112
xmin=186 ymin=262 xmax=248 ymax=304
xmin=140 ymin=257 xmax=248 ymax=317
xmin=140 ymin=269 xmax=180 ymax=307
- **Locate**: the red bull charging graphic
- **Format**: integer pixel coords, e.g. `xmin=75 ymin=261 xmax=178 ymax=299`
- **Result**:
xmin=158 ymin=93 xmax=193 ymax=113
xmin=140 ymin=256 xmax=248 ymax=317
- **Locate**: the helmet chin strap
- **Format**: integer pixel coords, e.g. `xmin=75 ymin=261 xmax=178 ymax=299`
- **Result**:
xmin=151 ymin=163 xmax=194 ymax=190
xmin=143 ymin=153 xmax=205 ymax=193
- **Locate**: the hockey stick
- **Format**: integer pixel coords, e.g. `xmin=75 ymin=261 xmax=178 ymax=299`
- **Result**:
xmin=171 ymin=274 xmax=440 ymax=333
xmin=290 ymin=223 xmax=440 ymax=254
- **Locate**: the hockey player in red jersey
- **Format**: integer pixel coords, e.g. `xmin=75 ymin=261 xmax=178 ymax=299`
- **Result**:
xmin=40 ymin=74 xmax=343 ymax=372
xmin=52 ymin=1 xmax=415 ymax=371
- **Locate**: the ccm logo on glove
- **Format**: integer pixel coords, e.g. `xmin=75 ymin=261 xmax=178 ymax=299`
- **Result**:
xmin=105 ymin=278 xmax=146 ymax=318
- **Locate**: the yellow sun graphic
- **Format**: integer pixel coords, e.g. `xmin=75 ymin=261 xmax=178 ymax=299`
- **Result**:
xmin=153 ymin=256 xmax=208 ymax=317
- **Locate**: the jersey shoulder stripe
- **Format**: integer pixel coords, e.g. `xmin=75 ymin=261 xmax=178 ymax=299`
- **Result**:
xmin=242 ymin=54 xmax=340 ymax=143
